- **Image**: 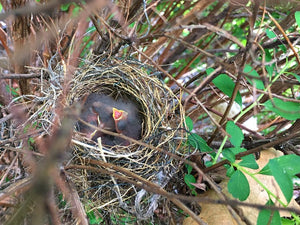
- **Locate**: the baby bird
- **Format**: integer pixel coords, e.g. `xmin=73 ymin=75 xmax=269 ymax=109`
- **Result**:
xmin=89 ymin=93 xmax=116 ymax=131
xmin=112 ymin=98 xmax=142 ymax=143
xmin=78 ymin=93 xmax=143 ymax=147
xmin=78 ymin=93 xmax=115 ymax=140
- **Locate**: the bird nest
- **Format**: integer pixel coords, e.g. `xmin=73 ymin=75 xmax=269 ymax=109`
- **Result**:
xmin=63 ymin=56 xmax=185 ymax=220
xmin=10 ymin=55 xmax=185 ymax=222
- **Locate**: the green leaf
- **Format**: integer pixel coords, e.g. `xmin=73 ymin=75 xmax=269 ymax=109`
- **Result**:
xmin=295 ymin=11 xmax=300 ymax=28
xmin=265 ymin=49 xmax=274 ymax=75
xmin=205 ymin=161 xmax=213 ymax=167
xmin=184 ymin=174 xmax=196 ymax=189
xmin=269 ymin=159 xmax=293 ymax=203
xmin=87 ymin=211 xmax=103 ymax=224
xmin=87 ymin=211 xmax=96 ymax=223
xmin=259 ymin=155 xmax=300 ymax=176
xmin=243 ymin=64 xmax=265 ymax=90
xmin=222 ymin=147 xmax=246 ymax=163
xmin=279 ymin=44 xmax=287 ymax=53
xmin=222 ymin=147 xmax=246 ymax=162
xmin=228 ymin=170 xmax=250 ymax=201
xmin=61 ymin=3 xmax=71 ymax=11
xmin=281 ymin=218 xmax=295 ymax=225
xmin=0 ymin=3 xmax=2 ymax=11
xmin=206 ymin=67 xmax=215 ymax=75
xmin=28 ymin=137 xmax=35 ymax=144
xmin=264 ymin=98 xmax=300 ymax=120
xmin=265 ymin=29 xmax=277 ymax=38
xmin=185 ymin=164 xmax=193 ymax=174
xmin=5 ymin=85 xmax=19 ymax=97
xmin=72 ymin=4 xmax=81 ymax=16
xmin=231 ymin=147 xmax=246 ymax=155
xmin=266 ymin=65 xmax=274 ymax=77
xmin=257 ymin=199 xmax=281 ymax=225
xmin=212 ymin=74 xmax=242 ymax=107
xmin=58 ymin=193 xmax=66 ymax=208
xmin=265 ymin=49 xmax=272 ymax=62
xmin=185 ymin=116 xmax=193 ymax=131
xmin=290 ymin=72 xmax=300 ymax=82
xmin=226 ymin=121 xmax=244 ymax=147
xmin=238 ymin=154 xmax=259 ymax=169
xmin=182 ymin=29 xmax=190 ymax=37
xmin=187 ymin=133 xmax=213 ymax=152
xmin=223 ymin=148 xmax=236 ymax=163
xmin=224 ymin=164 xmax=235 ymax=177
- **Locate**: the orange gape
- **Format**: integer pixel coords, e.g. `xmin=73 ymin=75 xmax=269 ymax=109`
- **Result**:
xmin=112 ymin=108 xmax=125 ymax=120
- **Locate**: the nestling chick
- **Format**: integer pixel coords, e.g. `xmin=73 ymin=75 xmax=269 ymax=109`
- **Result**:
xmin=90 ymin=93 xmax=116 ymax=131
xmin=78 ymin=93 xmax=143 ymax=147
xmin=112 ymin=98 xmax=142 ymax=145
xmin=78 ymin=93 xmax=115 ymax=140
xmin=77 ymin=103 xmax=98 ymax=139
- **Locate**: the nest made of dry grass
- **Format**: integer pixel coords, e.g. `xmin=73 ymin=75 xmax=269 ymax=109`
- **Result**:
xmin=65 ymin=56 xmax=185 ymax=220
xmin=69 ymin=57 xmax=180 ymax=147
xmin=10 ymin=55 xmax=186 ymax=222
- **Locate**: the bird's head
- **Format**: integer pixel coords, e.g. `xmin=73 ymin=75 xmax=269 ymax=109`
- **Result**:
xmin=112 ymin=108 xmax=128 ymax=133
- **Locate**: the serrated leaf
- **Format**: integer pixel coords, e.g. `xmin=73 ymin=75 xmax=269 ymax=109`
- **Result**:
xmin=257 ymin=199 xmax=281 ymax=225
xmin=269 ymin=159 xmax=293 ymax=203
xmin=259 ymin=154 xmax=300 ymax=176
xmin=238 ymin=154 xmax=259 ymax=169
xmin=226 ymin=121 xmax=244 ymax=147
xmin=212 ymin=74 xmax=242 ymax=107
xmin=184 ymin=174 xmax=196 ymax=189
xmin=187 ymin=133 xmax=212 ymax=152
xmin=185 ymin=116 xmax=193 ymax=131
xmin=264 ymin=98 xmax=300 ymax=120
xmin=243 ymin=64 xmax=265 ymax=90
xmin=228 ymin=170 xmax=250 ymax=201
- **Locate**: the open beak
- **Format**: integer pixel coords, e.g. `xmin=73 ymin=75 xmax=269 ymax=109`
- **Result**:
xmin=112 ymin=108 xmax=128 ymax=121
xmin=112 ymin=108 xmax=128 ymax=134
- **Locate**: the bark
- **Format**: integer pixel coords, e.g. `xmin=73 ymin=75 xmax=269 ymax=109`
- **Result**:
xmin=1 ymin=0 xmax=31 ymax=95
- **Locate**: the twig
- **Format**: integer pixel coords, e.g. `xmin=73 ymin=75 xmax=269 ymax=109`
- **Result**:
xmin=204 ymin=131 xmax=300 ymax=173
xmin=65 ymin=162 xmax=300 ymax=221
xmin=0 ymin=73 xmax=40 ymax=79
xmin=0 ymin=0 xmax=82 ymax=21
xmin=65 ymin=163 xmax=206 ymax=225
xmin=77 ymin=117 xmax=241 ymax=224
xmin=265 ymin=9 xmax=300 ymax=65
